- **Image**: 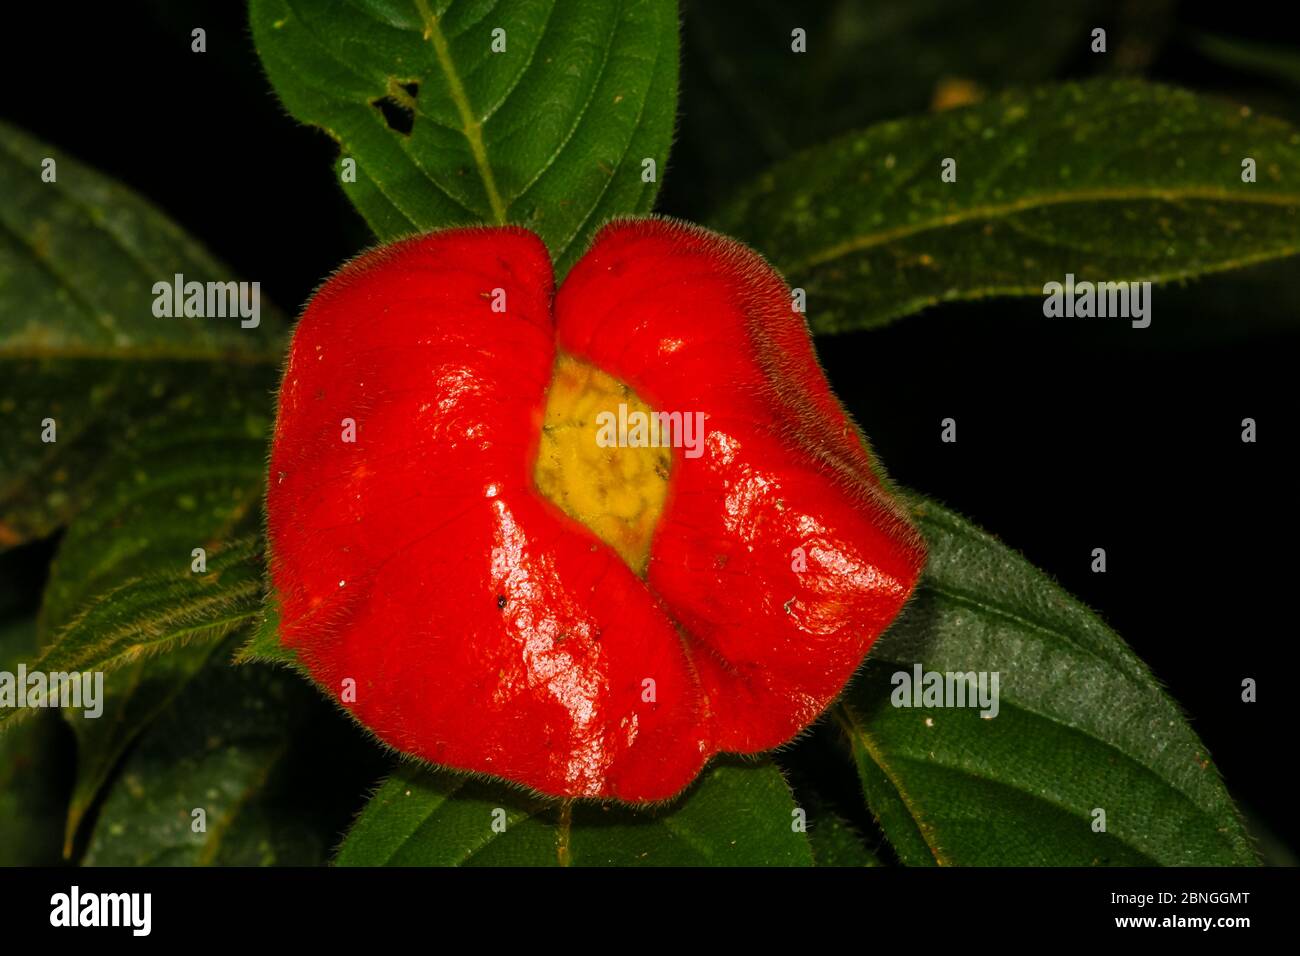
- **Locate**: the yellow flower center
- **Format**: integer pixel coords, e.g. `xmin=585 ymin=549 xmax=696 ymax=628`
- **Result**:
xmin=533 ymin=353 xmax=672 ymax=573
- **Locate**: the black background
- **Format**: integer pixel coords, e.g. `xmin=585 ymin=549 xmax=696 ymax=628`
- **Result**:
xmin=0 ymin=1 xmax=1295 ymax=861
xmin=0 ymin=864 xmax=1287 ymax=938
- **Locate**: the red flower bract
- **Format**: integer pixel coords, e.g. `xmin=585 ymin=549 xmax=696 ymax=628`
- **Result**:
xmin=267 ymin=219 xmax=925 ymax=802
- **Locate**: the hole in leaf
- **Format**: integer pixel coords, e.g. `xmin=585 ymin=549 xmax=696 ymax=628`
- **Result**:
xmin=372 ymin=96 xmax=415 ymax=135
xmin=372 ymin=79 xmax=420 ymax=136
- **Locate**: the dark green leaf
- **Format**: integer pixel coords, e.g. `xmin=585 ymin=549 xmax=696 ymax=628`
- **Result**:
xmin=82 ymin=648 xmax=367 ymax=866
xmin=0 ymin=120 xmax=285 ymax=849
xmin=15 ymin=536 xmax=264 ymax=688
xmin=8 ymin=528 xmax=266 ymax=852
xmin=808 ymin=811 xmax=881 ymax=867
xmin=336 ymin=759 xmax=813 ymax=866
xmin=713 ymin=80 xmax=1300 ymax=332
xmin=1192 ymin=33 xmax=1300 ymax=92
xmin=0 ymin=120 xmax=282 ymax=548
xmin=62 ymin=642 xmax=224 ymax=858
xmin=840 ymin=493 xmax=1256 ymax=866
xmin=250 ymin=0 xmax=680 ymax=275
xmin=235 ymin=592 xmax=303 ymax=670
xmin=29 ymin=379 xmax=273 ymax=825
xmin=674 ymin=0 xmax=1110 ymax=213
xmin=31 ymin=534 xmax=266 ymax=852
xmin=0 ymin=613 xmax=70 ymax=865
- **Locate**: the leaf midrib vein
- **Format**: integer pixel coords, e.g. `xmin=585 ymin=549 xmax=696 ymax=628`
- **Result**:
xmin=0 ymin=210 xmax=119 ymax=341
xmin=835 ymin=702 xmax=946 ymax=865
xmin=0 ymin=132 xmax=225 ymax=308
xmin=845 ymin=661 xmax=1248 ymax=862
xmin=64 ymin=638 xmax=225 ymax=852
xmin=46 ymin=586 xmax=262 ymax=673
xmin=277 ymin=0 xmax=480 ymax=224
xmin=787 ymin=186 xmax=1300 ymax=273
xmin=413 ymin=0 xmax=507 ymax=223
xmin=870 ymin=697 xmax=1239 ymax=865
xmin=195 ymin=737 xmax=293 ymax=866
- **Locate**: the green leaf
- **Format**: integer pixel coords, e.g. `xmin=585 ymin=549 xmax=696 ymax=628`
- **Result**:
xmin=0 ymin=612 xmax=70 ymax=865
xmin=31 ymin=531 xmax=265 ymax=849
xmin=235 ymin=592 xmax=303 ymax=670
xmin=336 ymin=759 xmax=813 ymax=866
xmin=675 ymin=0 xmax=1111 ymax=212
xmin=31 ymin=369 xmax=274 ymax=853
xmin=840 ymin=493 xmax=1256 ymax=866
xmin=42 ymin=523 xmax=268 ymax=852
xmin=250 ymin=0 xmax=680 ymax=275
xmin=30 ymin=390 xmax=274 ymax=844
xmin=10 ymin=537 xmax=264 ymax=692
xmin=82 ymin=649 xmax=370 ymax=866
xmin=63 ymin=642 xmax=225 ymax=858
xmin=8 ymin=532 xmax=266 ymax=854
xmin=808 ymin=811 xmax=881 ymax=867
xmin=1192 ymin=33 xmax=1300 ymax=92
xmin=713 ymin=80 xmax=1300 ymax=333
xmin=0 ymin=119 xmax=282 ymax=549
xmin=0 ymin=119 xmax=286 ymax=850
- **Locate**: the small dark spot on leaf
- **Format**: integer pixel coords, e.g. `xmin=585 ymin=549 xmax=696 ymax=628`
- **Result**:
xmin=496 ymin=594 xmax=507 ymax=609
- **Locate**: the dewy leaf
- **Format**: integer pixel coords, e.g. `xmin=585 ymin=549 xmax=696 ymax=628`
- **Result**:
xmin=42 ymin=425 xmax=272 ymax=849
xmin=29 ymin=360 xmax=276 ymax=851
xmin=713 ymin=80 xmax=1300 ymax=333
xmin=0 ymin=119 xmax=284 ymax=848
xmin=82 ymin=645 xmax=374 ymax=866
xmin=0 ymin=119 xmax=283 ymax=548
xmin=249 ymin=0 xmax=679 ymax=275
xmin=336 ymin=760 xmax=813 ymax=866
xmin=840 ymin=493 xmax=1256 ymax=866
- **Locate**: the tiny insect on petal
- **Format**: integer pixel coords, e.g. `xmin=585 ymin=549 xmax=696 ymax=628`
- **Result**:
xmin=267 ymin=219 xmax=925 ymax=802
